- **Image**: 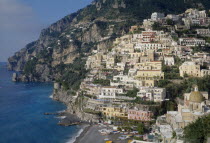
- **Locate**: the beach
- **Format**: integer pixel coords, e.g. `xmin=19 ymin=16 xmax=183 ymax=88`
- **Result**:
xmin=74 ymin=125 xmax=129 ymax=143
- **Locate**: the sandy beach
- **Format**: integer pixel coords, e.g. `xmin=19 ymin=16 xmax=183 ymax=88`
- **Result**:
xmin=74 ymin=125 xmax=129 ymax=143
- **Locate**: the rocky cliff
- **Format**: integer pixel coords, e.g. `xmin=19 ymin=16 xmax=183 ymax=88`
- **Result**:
xmin=53 ymin=89 xmax=99 ymax=122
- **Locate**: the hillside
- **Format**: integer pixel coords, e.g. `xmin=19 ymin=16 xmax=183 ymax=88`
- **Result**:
xmin=8 ymin=0 xmax=210 ymax=90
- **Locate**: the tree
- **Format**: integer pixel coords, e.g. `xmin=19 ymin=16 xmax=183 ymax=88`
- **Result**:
xmin=126 ymin=87 xmax=139 ymax=97
xmin=166 ymin=19 xmax=174 ymax=25
xmin=137 ymin=123 xmax=145 ymax=135
xmin=172 ymin=131 xmax=176 ymax=138
xmin=184 ymin=114 xmax=210 ymax=143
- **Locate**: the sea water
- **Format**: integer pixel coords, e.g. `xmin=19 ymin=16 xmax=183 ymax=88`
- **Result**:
xmin=0 ymin=63 xmax=81 ymax=143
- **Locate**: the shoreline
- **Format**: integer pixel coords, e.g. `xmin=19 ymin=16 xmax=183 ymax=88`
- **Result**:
xmin=73 ymin=125 xmax=91 ymax=143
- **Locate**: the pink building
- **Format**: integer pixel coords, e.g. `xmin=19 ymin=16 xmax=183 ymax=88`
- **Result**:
xmin=128 ymin=109 xmax=153 ymax=121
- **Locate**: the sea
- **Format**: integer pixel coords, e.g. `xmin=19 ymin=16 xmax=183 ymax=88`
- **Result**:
xmin=0 ymin=62 xmax=82 ymax=143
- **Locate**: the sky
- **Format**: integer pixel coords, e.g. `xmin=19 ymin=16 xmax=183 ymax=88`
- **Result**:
xmin=0 ymin=0 xmax=93 ymax=62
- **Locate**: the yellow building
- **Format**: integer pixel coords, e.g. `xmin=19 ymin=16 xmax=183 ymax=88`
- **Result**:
xmin=134 ymin=61 xmax=164 ymax=87
xmin=100 ymin=107 xmax=128 ymax=118
xmin=134 ymin=61 xmax=162 ymax=70
xmin=179 ymin=61 xmax=201 ymax=77
xmin=179 ymin=61 xmax=210 ymax=77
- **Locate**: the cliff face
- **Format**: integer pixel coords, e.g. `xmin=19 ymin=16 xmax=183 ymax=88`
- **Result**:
xmin=53 ymin=89 xmax=99 ymax=122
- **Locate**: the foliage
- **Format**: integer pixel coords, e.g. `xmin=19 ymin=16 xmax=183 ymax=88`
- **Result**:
xmin=23 ymin=58 xmax=38 ymax=76
xmin=166 ymin=19 xmax=174 ymax=25
xmin=184 ymin=114 xmax=210 ymax=143
xmin=134 ymin=97 xmax=157 ymax=105
xmin=125 ymin=88 xmax=139 ymax=97
xmin=137 ymin=123 xmax=145 ymax=135
xmin=172 ymin=131 xmax=176 ymax=138
xmin=93 ymin=79 xmax=110 ymax=86
xmin=191 ymin=45 xmax=210 ymax=54
xmin=55 ymin=56 xmax=88 ymax=91
xmin=158 ymin=76 xmax=210 ymax=100
xmin=162 ymin=64 xmax=182 ymax=79
xmin=84 ymin=108 xmax=102 ymax=116
xmin=37 ymin=49 xmax=53 ymax=64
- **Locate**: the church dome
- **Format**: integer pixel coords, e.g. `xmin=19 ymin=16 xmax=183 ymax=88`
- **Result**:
xmin=189 ymin=85 xmax=204 ymax=103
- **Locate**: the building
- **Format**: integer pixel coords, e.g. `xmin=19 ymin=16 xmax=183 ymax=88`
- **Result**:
xmin=179 ymin=38 xmax=206 ymax=47
xmin=151 ymin=12 xmax=165 ymax=21
xmin=106 ymin=54 xmax=115 ymax=69
xmin=100 ymin=106 xmax=127 ymax=118
xmin=86 ymin=53 xmax=103 ymax=69
xmin=80 ymin=82 xmax=102 ymax=97
xmin=166 ymin=14 xmax=179 ymax=21
xmin=179 ymin=61 xmax=200 ymax=77
xmin=134 ymin=61 xmax=162 ymax=71
xmin=185 ymin=9 xmax=207 ymax=19
xmin=130 ymin=25 xmax=139 ymax=33
xmin=128 ymin=109 xmax=153 ymax=121
xmin=143 ymin=19 xmax=155 ymax=30
xmin=158 ymin=125 xmax=173 ymax=143
xmin=98 ymin=86 xmax=124 ymax=99
xmin=196 ymin=29 xmax=210 ymax=37
xmin=137 ymin=87 xmax=166 ymax=102
xmin=136 ymin=31 xmax=159 ymax=43
xmin=166 ymin=85 xmax=210 ymax=129
xmin=179 ymin=61 xmax=210 ymax=77
xmin=134 ymin=43 xmax=166 ymax=52
xmin=164 ymin=56 xmax=175 ymax=66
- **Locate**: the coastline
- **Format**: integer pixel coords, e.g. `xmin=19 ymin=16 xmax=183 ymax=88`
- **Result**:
xmin=73 ymin=125 xmax=91 ymax=143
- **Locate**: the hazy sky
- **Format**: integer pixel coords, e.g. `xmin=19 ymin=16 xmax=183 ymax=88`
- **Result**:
xmin=0 ymin=0 xmax=92 ymax=62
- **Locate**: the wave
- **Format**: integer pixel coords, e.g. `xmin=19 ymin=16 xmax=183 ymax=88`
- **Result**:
xmin=49 ymin=94 xmax=53 ymax=99
xmin=66 ymin=127 xmax=84 ymax=143
xmin=55 ymin=116 xmax=66 ymax=119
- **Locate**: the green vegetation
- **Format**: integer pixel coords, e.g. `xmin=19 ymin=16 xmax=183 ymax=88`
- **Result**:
xmin=84 ymin=108 xmax=102 ymax=116
xmin=93 ymin=79 xmax=110 ymax=86
xmin=134 ymin=97 xmax=157 ymax=105
xmin=191 ymin=45 xmax=210 ymax=54
xmin=152 ymin=22 xmax=168 ymax=32
xmin=137 ymin=123 xmax=146 ymax=135
xmin=158 ymin=76 xmax=210 ymax=100
xmin=184 ymin=114 xmax=210 ymax=143
xmin=162 ymin=65 xmax=182 ymax=79
xmin=125 ymin=88 xmax=139 ymax=97
xmin=37 ymin=49 xmax=53 ymax=64
xmin=23 ymin=58 xmax=38 ymax=76
xmin=166 ymin=19 xmax=174 ymax=25
xmin=55 ymin=56 xmax=88 ymax=91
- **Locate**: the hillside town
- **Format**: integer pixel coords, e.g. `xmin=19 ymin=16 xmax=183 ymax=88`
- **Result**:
xmin=54 ymin=8 xmax=210 ymax=143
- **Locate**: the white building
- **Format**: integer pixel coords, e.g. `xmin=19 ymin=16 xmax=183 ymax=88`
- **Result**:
xmin=111 ymin=74 xmax=136 ymax=88
xmin=158 ymin=125 xmax=173 ymax=143
xmin=196 ymin=29 xmax=210 ymax=37
xmin=166 ymin=14 xmax=179 ymax=21
xmin=137 ymin=87 xmax=166 ymax=102
xmin=98 ymin=86 xmax=124 ymax=99
xmin=164 ymin=56 xmax=175 ymax=66
xmin=151 ymin=12 xmax=165 ymax=21
xmin=179 ymin=38 xmax=206 ymax=47
xmin=134 ymin=43 xmax=166 ymax=52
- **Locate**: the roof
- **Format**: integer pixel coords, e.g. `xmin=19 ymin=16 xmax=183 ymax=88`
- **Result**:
xmin=189 ymin=91 xmax=204 ymax=103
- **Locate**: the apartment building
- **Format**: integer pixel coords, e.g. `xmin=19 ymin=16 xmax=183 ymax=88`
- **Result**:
xmin=137 ymin=87 xmax=166 ymax=102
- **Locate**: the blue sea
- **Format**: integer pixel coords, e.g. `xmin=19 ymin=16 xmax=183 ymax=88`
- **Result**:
xmin=0 ymin=63 xmax=81 ymax=143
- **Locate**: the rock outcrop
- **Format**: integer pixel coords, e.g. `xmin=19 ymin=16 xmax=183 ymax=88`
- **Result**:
xmin=53 ymin=89 xmax=99 ymax=122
